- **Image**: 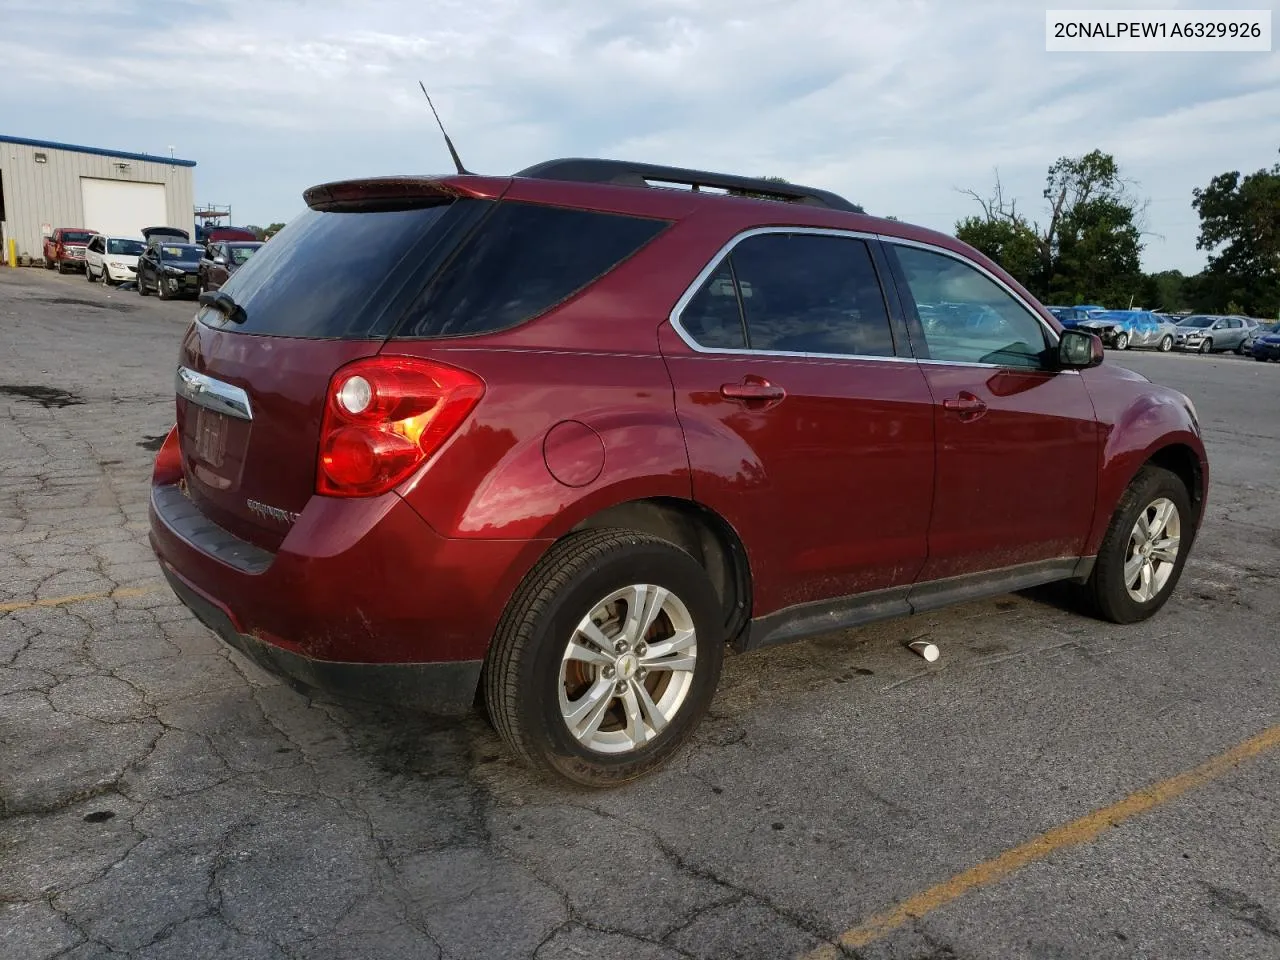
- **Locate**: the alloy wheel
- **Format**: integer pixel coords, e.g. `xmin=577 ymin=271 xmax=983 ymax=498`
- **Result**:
xmin=558 ymin=583 xmax=697 ymax=754
xmin=1123 ymin=497 xmax=1181 ymax=603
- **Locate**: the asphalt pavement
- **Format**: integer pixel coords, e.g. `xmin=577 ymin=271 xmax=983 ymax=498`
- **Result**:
xmin=1 ymin=266 xmax=1277 ymax=960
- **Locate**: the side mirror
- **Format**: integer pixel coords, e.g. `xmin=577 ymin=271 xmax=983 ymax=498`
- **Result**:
xmin=1058 ymin=329 xmax=1104 ymax=369
xmin=213 ymin=256 xmax=228 ymax=266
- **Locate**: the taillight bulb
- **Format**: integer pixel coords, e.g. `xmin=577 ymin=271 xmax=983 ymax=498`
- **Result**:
xmin=336 ymin=375 xmax=373 ymax=414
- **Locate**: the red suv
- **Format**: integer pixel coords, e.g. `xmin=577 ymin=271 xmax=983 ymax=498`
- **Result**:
xmin=149 ymin=159 xmax=1208 ymax=785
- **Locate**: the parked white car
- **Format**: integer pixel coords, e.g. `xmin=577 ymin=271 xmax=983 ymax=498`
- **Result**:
xmin=84 ymin=235 xmax=146 ymax=286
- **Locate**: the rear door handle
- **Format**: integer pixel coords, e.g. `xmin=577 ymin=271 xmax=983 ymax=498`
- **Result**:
xmin=942 ymin=392 xmax=987 ymax=419
xmin=720 ymin=379 xmax=786 ymax=404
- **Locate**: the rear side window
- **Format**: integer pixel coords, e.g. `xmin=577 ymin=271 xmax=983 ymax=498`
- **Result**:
xmin=207 ymin=203 xmax=466 ymax=338
xmin=679 ymin=233 xmax=895 ymax=357
xmin=397 ymin=202 xmax=668 ymax=338
xmin=679 ymin=263 xmax=747 ymax=349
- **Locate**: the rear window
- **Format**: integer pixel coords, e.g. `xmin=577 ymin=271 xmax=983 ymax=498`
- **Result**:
xmin=396 ymin=202 xmax=669 ymax=338
xmin=202 ymin=203 xmax=468 ymax=338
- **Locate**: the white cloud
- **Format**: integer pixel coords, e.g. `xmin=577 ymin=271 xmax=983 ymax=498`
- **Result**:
xmin=2 ymin=0 xmax=1276 ymax=272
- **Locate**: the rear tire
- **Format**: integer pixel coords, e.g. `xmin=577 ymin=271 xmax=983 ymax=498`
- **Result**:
xmin=1114 ymin=332 xmax=1129 ymax=350
xmin=1159 ymin=335 xmax=1173 ymax=352
xmin=484 ymin=529 xmax=724 ymax=787
xmin=1086 ymin=466 xmax=1192 ymax=625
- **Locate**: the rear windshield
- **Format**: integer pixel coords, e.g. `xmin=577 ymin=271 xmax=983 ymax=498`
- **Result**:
xmin=202 ymin=204 xmax=462 ymax=338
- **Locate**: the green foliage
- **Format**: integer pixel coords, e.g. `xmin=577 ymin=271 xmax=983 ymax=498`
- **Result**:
xmin=242 ymin=224 xmax=265 ymax=241
xmin=1190 ymin=150 xmax=1280 ymax=316
xmin=955 ymin=151 xmax=1146 ymax=307
xmin=263 ymin=222 xmax=287 ymax=239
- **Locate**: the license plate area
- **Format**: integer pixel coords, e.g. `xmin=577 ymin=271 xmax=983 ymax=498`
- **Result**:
xmin=181 ymin=404 xmax=249 ymax=493
xmin=193 ymin=407 xmax=229 ymax=466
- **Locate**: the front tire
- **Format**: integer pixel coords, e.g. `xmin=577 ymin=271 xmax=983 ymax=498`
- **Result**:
xmin=138 ymin=273 xmax=149 ymax=296
xmin=1159 ymin=335 xmax=1173 ymax=352
xmin=158 ymin=277 xmax=172 ymax=300
xmin=484 ymin=529 xmax=724 ymax=787
xmin=1086 ymin=466 xmax=1192 ymax=624
xmin=1198 ymin=339 xmax=1212 ymax=354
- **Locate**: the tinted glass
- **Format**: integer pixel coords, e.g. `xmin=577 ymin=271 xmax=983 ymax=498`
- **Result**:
xmin=727 ymin=233 xmax=894 ymax=356
xmin=206 ymin=204 xmax=462 ymax=338
xmin=891 ymin=244 xmax=1048 ymax=368
xmin=679 ymin=263 xmax=747 ymax=349
xmin=399 ymin=202 xmax=668 ymax=338
xmin=107 ymin=239 xmax=144 ymax=255
xmin=159 ymin=245 xmax=201 ymax=261
xmin=1181 ymin=316 xmax=1214 ymax=327
xmin=63 ymin=231 xmax=92 ymax=243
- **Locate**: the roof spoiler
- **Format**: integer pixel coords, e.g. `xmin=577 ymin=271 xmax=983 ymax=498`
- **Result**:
xmin=302 ymin=176 xmax=508 ymax=213
xmin=514 ymin=158 xmax=863 ymax=213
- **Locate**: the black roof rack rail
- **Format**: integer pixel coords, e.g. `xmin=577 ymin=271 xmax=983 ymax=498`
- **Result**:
xmin=514 ymin=158 xmax=863 ymax=213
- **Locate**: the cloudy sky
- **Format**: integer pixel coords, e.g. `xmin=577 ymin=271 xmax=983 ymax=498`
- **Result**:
xmin=3 ymin=0 xmax=1276 ymax=273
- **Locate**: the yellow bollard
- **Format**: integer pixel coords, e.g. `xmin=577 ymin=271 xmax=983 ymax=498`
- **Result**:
xmin=6 ymin=238 xmax=15 ymax=268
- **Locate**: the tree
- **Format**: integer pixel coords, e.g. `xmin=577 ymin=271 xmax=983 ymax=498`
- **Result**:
xmin=263 ymin=222 xmax=287 ymax=240
xmin=956 ymin=151 xmax=1147 ymax=306
xmin=1149 ymin=270 xmax=1188 ymax=313
xmin=1190 ymin=150 xmax=1280 ymax=316
xmin=242 ymin=224 xmax=265 ymax=241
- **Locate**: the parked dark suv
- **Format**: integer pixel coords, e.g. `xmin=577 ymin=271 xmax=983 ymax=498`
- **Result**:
xmin=150 ymin=159 xmax=1209 ymax=785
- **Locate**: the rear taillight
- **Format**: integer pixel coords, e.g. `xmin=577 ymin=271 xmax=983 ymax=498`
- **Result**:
xmin=152 ymin=425 xmax=182 ymax=485
xmin=317 ymin=356 xmax=484 ymax=498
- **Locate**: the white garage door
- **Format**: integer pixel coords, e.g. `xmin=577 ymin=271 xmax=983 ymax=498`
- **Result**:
xmin=80 ymin=179 xmax=167 ymax=240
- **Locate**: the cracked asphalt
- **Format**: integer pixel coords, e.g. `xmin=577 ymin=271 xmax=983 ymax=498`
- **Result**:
xmin=1 ymin=266 xmax=1277 ymax=960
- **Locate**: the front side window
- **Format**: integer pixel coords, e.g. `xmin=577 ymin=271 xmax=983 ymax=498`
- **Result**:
xmin=678 ymin=232 xmax=895 ymax=357
xmin=890 ymin=244 xmax=1049 ymax=369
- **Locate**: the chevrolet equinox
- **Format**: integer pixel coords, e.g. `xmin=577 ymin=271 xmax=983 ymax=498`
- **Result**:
xmin=149 ymin=158 xmax=1209 ymax=785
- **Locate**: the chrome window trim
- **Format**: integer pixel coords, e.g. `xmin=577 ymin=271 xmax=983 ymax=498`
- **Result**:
xmin=879 ymin=235 xmax=1061 ymax=347
xmin=175 ymin=366 xmax=253 ymax=421
xmin=667 ymin=226 xmax=897 ymax=362
xmin=667 ymin=225 xmax=1067 ymax=373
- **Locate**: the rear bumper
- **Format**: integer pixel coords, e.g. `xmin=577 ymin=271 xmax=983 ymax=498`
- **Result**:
xmin=160 ymin=563 xmax=482 ymax=713
xmin=149 ymin=482 xmax=550 ymax=715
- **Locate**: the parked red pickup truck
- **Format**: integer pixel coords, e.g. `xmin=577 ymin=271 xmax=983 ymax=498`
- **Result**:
xmin=43 ymin=228 xmax=94 ymax=273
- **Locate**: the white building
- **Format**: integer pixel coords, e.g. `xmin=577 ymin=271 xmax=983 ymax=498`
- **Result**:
xmin=0 ymin=135 xmax=195 ymax=261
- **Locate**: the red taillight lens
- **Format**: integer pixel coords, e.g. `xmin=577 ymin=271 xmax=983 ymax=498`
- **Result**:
xmin=152 ymin=425 xmax=183 ymax=485
xmin=317 ymin=356 xmax=484 ymax=497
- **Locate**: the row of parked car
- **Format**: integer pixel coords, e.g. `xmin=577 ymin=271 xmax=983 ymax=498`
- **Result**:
xmin=42 ymin=224 xmax=264 ymax=300
xmin=1047 ymin=305 xmax=1280 ymax=361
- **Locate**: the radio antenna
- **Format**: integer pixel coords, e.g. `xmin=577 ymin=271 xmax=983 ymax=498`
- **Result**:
xmin=418 ymin=81 xmax=471 ymax=175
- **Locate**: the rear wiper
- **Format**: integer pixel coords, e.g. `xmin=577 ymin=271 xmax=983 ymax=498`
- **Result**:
xmin=198 ymin=290 xmax=247 ymax=324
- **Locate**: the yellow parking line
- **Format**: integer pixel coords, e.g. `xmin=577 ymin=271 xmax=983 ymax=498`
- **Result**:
xmin=0 ymin=585 xmax=159 ymax=614
xmin=804 ymin=723 xmax=1280 ymax=958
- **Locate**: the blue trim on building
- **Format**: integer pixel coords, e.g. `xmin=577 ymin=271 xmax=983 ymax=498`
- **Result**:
xmin=0 ymin=134 xmax=197 ymax=168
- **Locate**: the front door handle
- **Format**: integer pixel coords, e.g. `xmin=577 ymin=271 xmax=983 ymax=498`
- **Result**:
xmin=942 ymin=392 xmax=987 ymax=420
xmin=720 ymin=378 xmax=786 ymax=405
